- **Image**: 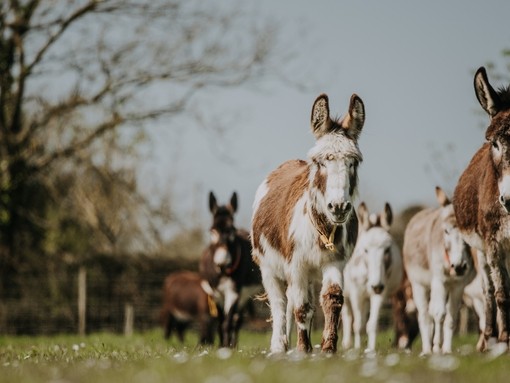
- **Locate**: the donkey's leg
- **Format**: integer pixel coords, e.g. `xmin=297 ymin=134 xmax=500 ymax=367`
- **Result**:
xmin=341 ymin=297 xmax=353 ymax=349
xmin=412 ymin=283 xmax=432 ymax=356
xmin=429 ymin=277 xmax=446 ymax=354
xmin=366 ymin=293 xmax=384 ymax=352
xmin=198 ymin=314 xmax=212 ymax=345
xmin=176 ymin=321 xmax=187 ymax=343
xmin=350 ymin=291 xmax=364 ymax=350
xmin=320 ymin=263 xmax=344 ymax=353
xmin=285 ymin=287 xmax=294 ymax=347
xmin=391 ymin=288 xmax=412 ymax=350
xmin=471 ymin=288 xmax=487 ymax=352
xmin=307 ymin=283 xmax=315 ymax=339
xmin=163 ymin=312 xmax=174 ymax=340
xmin=261 ymin=268 xmax=288 ymax=353
xmin=216 ymin=307 xmax=225 ymax=347
xmin=442 ymin=285 xmax=464 ymax=354
xmin=217 ymin=277 xmax=239 ymax=347
xmin=478 ymin=254 xmax=497 ymax=350
xmin=486 ymin=246 xmax=510 ymax=347
xmin=232 ymin=310 xmax=244 ymax=348
xmin=289 ymin=273 xmax=314 ymax=353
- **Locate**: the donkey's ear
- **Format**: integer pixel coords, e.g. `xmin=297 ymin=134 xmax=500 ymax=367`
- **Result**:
xmin=341 ymin=94 xmax=365 ymax=140
xmin=474 ymin=67 xmax=501 ymax=118
xmin=435 ymin=186 xmax=450 ymax=207
xmin=358 ymin=202 xmax=370 ymax=231
xmin=380 ymin=203 xmax=393 ymax=231
xmin=310 ymin=94 xmax=332 ymax=139
xmin=209 ymin=191 xmax=218 ymax=214
xmin=229 ymin=192 xmax=238 ymax=213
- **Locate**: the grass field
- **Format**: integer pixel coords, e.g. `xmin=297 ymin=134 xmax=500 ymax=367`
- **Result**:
xmin=0 ymin=329 xmax=508 ymax=383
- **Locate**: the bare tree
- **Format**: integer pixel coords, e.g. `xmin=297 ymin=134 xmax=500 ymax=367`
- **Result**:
xmin=0 ymin=0 xmax=280 ymax=275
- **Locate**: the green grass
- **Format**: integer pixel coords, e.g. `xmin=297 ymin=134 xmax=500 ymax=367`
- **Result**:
xmin=0 ymin=330 xmax=508 ymax=383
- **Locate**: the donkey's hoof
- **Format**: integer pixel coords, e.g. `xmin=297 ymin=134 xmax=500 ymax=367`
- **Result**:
xmin=321 ymin=339 xmax=338 ymax=353
xmin=296 ymin=342 xmax=313 ymax=353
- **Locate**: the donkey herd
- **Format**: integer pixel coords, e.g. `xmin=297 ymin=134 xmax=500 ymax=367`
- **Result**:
xmin=160 ymin=66 xmax=510 ymax=356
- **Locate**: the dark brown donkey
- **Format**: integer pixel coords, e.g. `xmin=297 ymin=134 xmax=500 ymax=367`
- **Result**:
xmin=199 ymin=191 xmax=262 ymax=348
xmin=160 ymin=271 xmax=220 ymax=344
xmin=453 ymin=66 xmax=510 ymax=351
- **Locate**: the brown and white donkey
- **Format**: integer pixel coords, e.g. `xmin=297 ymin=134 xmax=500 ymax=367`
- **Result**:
xmin=251 ymin=93 xmax=365 ymax=353
xmin=453 ymin=67 xmax=510 ymax=351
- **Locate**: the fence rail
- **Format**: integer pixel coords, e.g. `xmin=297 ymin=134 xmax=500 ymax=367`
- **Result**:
xmin=0 ymin=256 xmax=481 ymax=338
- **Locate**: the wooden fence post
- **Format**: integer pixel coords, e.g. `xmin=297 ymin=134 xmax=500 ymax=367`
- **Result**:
xmin=124 ymin=303 xmax=134 ymax=336
xmin=78 ymin=266 xmax=87 ymax=336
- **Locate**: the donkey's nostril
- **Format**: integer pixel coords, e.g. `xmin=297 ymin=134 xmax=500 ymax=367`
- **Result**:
xmin=343 ymin=201 xmax=352 ymax=212
xmin=328 ymin=203 xmax=334 ymax=210
xmin=372 ymin=284 xmax=385 ymax=294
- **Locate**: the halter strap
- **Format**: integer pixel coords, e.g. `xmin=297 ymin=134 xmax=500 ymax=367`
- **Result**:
xmin=308 ymin=208 xmax=338 ymax=253
xmin=225 ymin=239 xmax=242 ymax=275
xmin=444 ymin=249 xmax=451 ymax=266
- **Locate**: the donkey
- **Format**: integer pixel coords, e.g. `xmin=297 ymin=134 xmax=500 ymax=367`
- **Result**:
xmin=453 ymin=66 xmax=510 ymax=351
xmin=403 ymin=187 xmax=476 ymax=355
xmin=160 ymin=271 xmax=220 ymax=345
xmin=341 ymin=202 xmax=403 ymax=352
xmin=391 ymin=272 xmax=419 ymax=351
xmin=251 ymin=93 xmax=365 ymax=354
xmin=199 ymin=191 xmax=262 ymax=348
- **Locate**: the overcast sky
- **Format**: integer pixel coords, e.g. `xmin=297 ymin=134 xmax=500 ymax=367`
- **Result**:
xmin=142 ymin=0 xmax=510 ymax=232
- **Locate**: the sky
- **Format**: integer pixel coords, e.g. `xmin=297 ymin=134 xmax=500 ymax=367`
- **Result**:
xmin=142 ymin=0 xmax=510 ymax=232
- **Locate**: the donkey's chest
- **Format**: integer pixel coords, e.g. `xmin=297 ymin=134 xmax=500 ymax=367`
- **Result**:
xmin=495 ymin=216 xmax=510 ymax=243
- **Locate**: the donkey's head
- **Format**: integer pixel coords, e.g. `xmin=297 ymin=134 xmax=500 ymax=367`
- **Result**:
xmin=435 ymin=187 xmax=471 ymax=277
xmin=208 ymin=191 xmax=238 ymax=271
xmin=474 ymin=67 xmax=510 ymax=213
xmin=308 ymin=94 xmax=365 ymax=225
xmin=356 ymin=202 xmax=396 ymax=294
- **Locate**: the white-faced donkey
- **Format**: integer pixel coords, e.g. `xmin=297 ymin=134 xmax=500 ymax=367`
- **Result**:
xmin=342 ymin=202 xmax=403 ymax=353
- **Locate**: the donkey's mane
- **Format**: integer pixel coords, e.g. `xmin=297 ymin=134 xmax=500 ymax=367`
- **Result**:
xmin=496 ymin=86 xmax=510 ymax=109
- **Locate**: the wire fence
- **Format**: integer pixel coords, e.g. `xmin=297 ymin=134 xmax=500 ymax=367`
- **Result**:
xmin=0 ymin=256 xmax=481 ymax=339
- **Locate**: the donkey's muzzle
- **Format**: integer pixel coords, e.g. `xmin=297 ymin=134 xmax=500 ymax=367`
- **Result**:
xmin=499 ymin=195 xmax=510 ymax=213
xmin=450 ymin=262 xmax=467 ymax=277
xmin=328 ymin=201 xmax=352 ymax=223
